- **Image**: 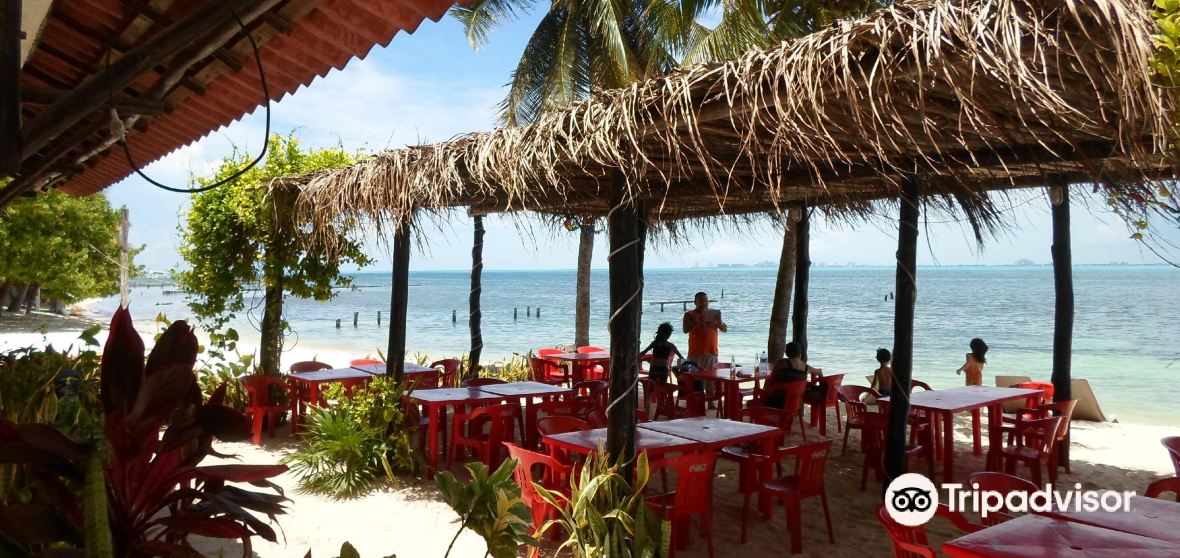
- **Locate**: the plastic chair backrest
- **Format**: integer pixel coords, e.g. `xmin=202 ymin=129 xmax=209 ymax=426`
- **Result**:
xmin=465 ymin=404 xmax=519 ymax=441
xmin=966 ymin=471 xmax=1038 ymax=507
xmin=1162 ymin=437 xmax=1180 ymax=476
xmin=1012 ymin=416 xmax=1062 ymax=457
xmin=535 ymin=398 xmax=590 ymax=420
xmin=572 ymin=380 xmax=609 ymax=408
xmin=1012 ymin=381 xmax=1052 ymax=408
xmin=876 ymin=504 xmax=936 ymax=558
xmin=240 ymin=374 xmax=286 ymax=408
xmin=861 ymin=410 xmax=888 ymax=455
xmin=576 ymin=346 xmax=607 ymax=354
xmin=777 ymin=379 xmax=807 ymax=411
xmin=820 ymin=374 xmax=845 ymax=405
xmin=350 ymin=358 xmax=383 ymax=367
xmin=529 ymin=357 xmax=551 ymax=383
xmin=289 ymin=360 xmax=332 ymax=373
xmin=1145 ymin=477 xmax=1180 ymax=502
xmin=462 ymin=377 xmax=507 ymax=387
xmin=649 ymin=452 xmax=717 ymax=517
xmin=842 ymin=397 xmax=871 ymax=426
xmin=537 ymin=416 xmax=592 ymax=436
xmin=504 ymin=442 xmax=571 ymax=523
xmin=586 ymin=407 xmax=608 ymax=428
xmin=537 ymin=347 xmax=564 ymax=358
xmin=838 ymin=385 xmax=881 ymax=404
xmin=773 ymin=439 xmax=832 ymax=497
xmin=430 ymin=359 xmax=461 ymax=387
xmin=910 ymin=379 xmax=933 ymax=391
xmin=734 ymin=406 xmax=790 ymax=430
xmin=1040 ymin=399 xmax=1077 ymax=442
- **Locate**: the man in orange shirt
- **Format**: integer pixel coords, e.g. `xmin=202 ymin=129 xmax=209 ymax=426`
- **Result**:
xmin=682 ymin=291 xmax=727 ymax=369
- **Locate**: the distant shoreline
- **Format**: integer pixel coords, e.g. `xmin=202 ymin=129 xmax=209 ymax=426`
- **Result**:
xmin=329 ymin=262 xmax=1179 ymax=274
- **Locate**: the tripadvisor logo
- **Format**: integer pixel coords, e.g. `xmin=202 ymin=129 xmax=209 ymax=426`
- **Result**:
xmin=885 ymin=473 xmax=1136 ymax=526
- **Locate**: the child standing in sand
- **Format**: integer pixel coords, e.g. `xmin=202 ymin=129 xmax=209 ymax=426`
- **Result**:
xmin=956 ymin=338 xmax=988 ymax=386
xmin=871 ymin=348 xmax=894 ymax=396
xmin=641 ymin=322 xmax=683 ymax=383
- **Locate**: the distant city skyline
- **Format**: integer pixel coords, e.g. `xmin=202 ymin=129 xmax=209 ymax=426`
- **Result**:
xmin=101 ymin=12 xmax=1179 ymax=275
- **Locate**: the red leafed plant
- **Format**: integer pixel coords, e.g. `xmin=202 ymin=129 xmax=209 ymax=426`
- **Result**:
xmin=0 ymin=307 xmax=288 ymax=557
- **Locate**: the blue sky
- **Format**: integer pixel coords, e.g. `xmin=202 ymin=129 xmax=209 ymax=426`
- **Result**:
xmin=103 ymin=12 xmax=1173 ymax=274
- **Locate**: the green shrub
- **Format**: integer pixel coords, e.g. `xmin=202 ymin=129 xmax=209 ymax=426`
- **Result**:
xmin=535 ymin=452 xmax=668 ymax=558
xmin=284 ymin=377 xmax=416 ymax=498
xmin=436 ymin=459 xmax=536 ymax=558
xmin=479 ymin=354 xmax=531 ymax=383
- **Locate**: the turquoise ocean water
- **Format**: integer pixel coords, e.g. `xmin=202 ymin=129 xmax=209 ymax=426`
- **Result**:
xmin=102 ymin=265 xmax=1179 ymax=426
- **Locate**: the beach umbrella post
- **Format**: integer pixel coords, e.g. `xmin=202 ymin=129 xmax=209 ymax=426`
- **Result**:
xmin=792 ymin=205 xmax=812 ymax=361
xmin=884 ymin=179 xmax=920 ymax=490
xmin=388 ymin=220 xmax=411 ymax=382
xmin=1050 ymin=179 xmax=1074 ymax=465
xmin=606 ymin=171 xmax=644 ymax=476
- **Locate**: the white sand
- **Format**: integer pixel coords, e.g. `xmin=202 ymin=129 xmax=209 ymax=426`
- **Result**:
xmin=5 ymin=323 xmax=1176 ymax=557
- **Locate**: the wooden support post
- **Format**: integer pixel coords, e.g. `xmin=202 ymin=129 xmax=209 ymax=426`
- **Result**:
xmin=118 ymin=207 xmax=130 ymax=307
xmin=0 ymin=0 xmax=21 ymax=176
xmin=884 ymin=180 xmax=920 ymax=491
xmin=1050 ymin=180 xmax=1073 ymax=466
xmin=791 ymin=206 xmax=811 ymax=361
xmin=387 ymin=221 xmax=411 ymax=382
xmin=377 ymin=311 xmax=381 ymax=325
xmin=606 ymin=171 xmax=645 ymax=476
xmin=353 ymin=312 xmax=359 ymax=327
xmin=768 ymin=208 xmax=798 ymax=361
xmin=469 ymin=215 xmax=484 ymax=377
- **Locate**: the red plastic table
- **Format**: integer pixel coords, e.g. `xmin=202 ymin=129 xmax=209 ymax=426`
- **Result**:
xmin=407 ymin=387 xmax=511 ymax=478
xmin=942 ymin=514 xmax=1180 ymax=557
xmin=541 ymin=426 xmax=698 ymax=460
xmin=547 ymin=352 xmax=610 ymax=384
xmin=639 ymin=417 xmax=780 ymax=451
xmin=478 ymin=381 xmax=574 ymax=449
xmin=1037 ymin=495 xmax=1180 ymax=543
xmin=879 ymin=386 xmax=1043 ymax=482
xmin=351 ymin=362 xmax=437 ymax=375
xmin=678 ymin=367 xmax=763 ymax=418
xmin=287 ymin=368 xmax=375 ymax=433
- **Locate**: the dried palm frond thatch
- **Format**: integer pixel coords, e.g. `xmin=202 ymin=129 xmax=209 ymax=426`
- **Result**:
xmin=288 ymin=0 xmax=1173 ymax=245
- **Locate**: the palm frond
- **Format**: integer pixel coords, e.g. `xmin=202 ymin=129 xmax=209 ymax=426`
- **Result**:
xmin=449 ymin=0 xmax=535 ymax=50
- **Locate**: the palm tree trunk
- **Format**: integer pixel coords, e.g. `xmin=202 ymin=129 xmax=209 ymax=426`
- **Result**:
xmin=791 ymin=207 xmax=811 ymax=361
xmin=7 ymin=283 xmax=26 ymax=313
xmin=23 ymin=283 xmax=39 ymax=314
xmin=469 ymin=216 xmax=485 ymax=378
xmin=1050 ymin=181 xmax=1073 ymax=468
xmin=575 ymin=220 xmax=595 ymax=347
xmin=606 ymin=175 xmax=644 ymax=476
xmin=768 ymin=210 xmax=798 ymax=361
xmin=885 ymin=180 xmax=920 ymax=490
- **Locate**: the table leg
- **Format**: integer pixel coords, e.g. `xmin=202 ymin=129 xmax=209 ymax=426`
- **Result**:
xmin=985 ymin=403 xmax=1002 ymax=467
xmin=725 ymin=381 xmax=740 ymax=419
xmin=971 ymin=408 xmax=982 ymax=456
xmin=426 ymin=404 xmax=442 ymax=479
xmin=942 ymin=411 xmax=956 ymax=483
xmin=288 ymin=379 xmax=301 ymax=435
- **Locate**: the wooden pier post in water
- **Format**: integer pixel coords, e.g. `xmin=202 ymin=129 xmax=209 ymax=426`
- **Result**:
xmin=527 ymin=306 xmax=531 ymax=317
xmin=353 ymin=312 xmax=358 ymax=327
xmin=377 ymin=311 xmax=381 ymax=325
xmin=536 ymin=307 xmax=540 ymax=318
xmin=335 ymin=319 xmax=341 ymax=328
xmin=514 ymin=308 xmax=518 ymax=320
xmin=452 ymin=309 xmax=457 ymax=324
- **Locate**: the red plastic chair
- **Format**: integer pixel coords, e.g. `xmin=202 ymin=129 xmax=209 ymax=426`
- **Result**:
xmin=837 ymin=385 xmax=881 ymax=455
xmin=430 ymin=358 xmax=461 ymax=388
xmin=860 ymin=409 xmax=935 ymax=491
xmin=808 ymin=374 xmax=844 ymax=436
xmin=966 ymin=471 xmax=1038 ymax=525
xmin=741 ymin=440 xmax=835 ymax=552
xmin=462 ymin=377 xmax=507 ymax=387
xmin=652 ymin=382 xmax=704 ymax=420
xmin=529 ymin=356 xmax=567 ymax=386
xmin=448 ymin=403 xmax=520 ymax=470
xmin=754 ymin=380 xmax=808 ymax=441
xmin=586 ymin=407 xmax=608 ymax=428
xmin=647 ymin=452 xmax=717 ymax=558
xmin=1006 ymin=399 xmax=1076 ymax=478
xmin=534 ymin=397 xmax=591 ymax=420
xmin=537 ymin=415 xmax=592 ymax=436
xmin=910 ymin=379 xmax=933 ymax=391
xmin=991 ymin=416 xmax=1062 ymax=486
xmin=1146 ymin=477 xmax=1180 ymax=501
xmin=1163 ymin=437 xmax=1180 ymax=477
xmin=576 ymin=345 xmax=606 ymax=353
xmin=289 ymin=360 xmax=332 ymax=373
xmin=240 ymin=375 xmax=287 ymax=446
xmin=350 ymin=358 xmax=382 ymax=367
xmin=504 ymin=442 xmax=571 ymax=549
xmin=876 ymin=503 xmax=983 ymax=558
xmin=720 ymin=406 xmax=792 ymax=502
xmin=572 ymin=380 xmax=609 ymax=409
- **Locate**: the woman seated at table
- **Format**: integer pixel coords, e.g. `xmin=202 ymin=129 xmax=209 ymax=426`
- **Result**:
xmin=762 ymin=342 xmax=824 ymax=408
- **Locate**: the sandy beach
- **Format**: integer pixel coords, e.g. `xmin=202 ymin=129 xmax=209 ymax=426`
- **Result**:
xmin=7 ymin=320 xmax=1176 ymax=557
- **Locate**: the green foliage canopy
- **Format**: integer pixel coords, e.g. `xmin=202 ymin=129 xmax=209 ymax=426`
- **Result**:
xmin=177 ymin=134 xmax=371 ymax=328
xmin=0 ymin=188 xmax=133 ymax=303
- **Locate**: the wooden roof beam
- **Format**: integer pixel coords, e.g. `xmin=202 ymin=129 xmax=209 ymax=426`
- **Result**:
xmin=19 ymin=0 xmax=276 ymax=162
xmin=119 ymin=0 xmax=244 ymax=73
xmin=1 ymin=0 xmax=21 ymax=176
xmin=21 ymin=87 xmax=168 ymax=116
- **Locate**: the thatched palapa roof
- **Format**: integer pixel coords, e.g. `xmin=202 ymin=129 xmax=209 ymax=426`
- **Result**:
xmin=290 ymin=0 xmax=1174 ymax=233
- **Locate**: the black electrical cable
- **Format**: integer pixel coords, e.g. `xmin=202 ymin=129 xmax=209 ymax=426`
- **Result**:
xmin=113 ymin=10 xmax=271 ymax=194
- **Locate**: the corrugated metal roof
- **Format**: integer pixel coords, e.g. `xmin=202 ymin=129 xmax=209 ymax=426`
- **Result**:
xmin=16 ymin=0 xmax=458 ymax=197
